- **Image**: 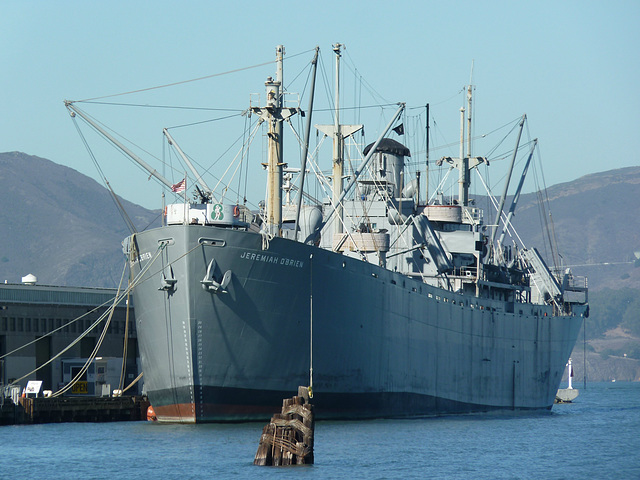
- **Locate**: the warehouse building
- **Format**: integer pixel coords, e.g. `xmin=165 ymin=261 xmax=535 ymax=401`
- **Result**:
xmin=0 ymin=277 xmax=138 ymax=396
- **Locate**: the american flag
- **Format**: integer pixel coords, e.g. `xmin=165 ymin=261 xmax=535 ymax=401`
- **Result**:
xmin=171 ymin=178 xmax=186 ymax=193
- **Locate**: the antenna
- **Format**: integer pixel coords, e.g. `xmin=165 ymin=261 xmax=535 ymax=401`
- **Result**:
xmin=467 ymin=60 xmax=474 ymax=158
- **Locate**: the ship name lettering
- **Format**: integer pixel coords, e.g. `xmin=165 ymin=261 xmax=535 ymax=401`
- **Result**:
xmin=130 ymin=251 xmax=152 ymax=266
xmin=239 ymin=251 xmax=303 ymax=268
xmin=280 ymin=257 xmax=304 ymax=268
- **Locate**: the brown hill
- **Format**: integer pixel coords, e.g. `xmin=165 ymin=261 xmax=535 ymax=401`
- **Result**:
xmin=0 ymin=151 xmax=160 ymax=287
xmin=568 ymin=327 xmax=640 ymax=383
xmin=2 ymin=151 xmax=638 ymax=291
xmin=511 ymin=166 xmax=640 ymax=291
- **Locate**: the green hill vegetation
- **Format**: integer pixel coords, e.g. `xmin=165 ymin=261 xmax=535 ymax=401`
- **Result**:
xmin=588 ymin=288 xmax=640 ymax=339
xmin=581 ymin=287 xmax=640 ymax=361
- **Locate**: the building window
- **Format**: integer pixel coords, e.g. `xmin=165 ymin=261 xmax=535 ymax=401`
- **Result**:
xmin=18 ymin=318 xmax=24 ymax=332
xmin=9 ymin=318 xmax=15 ymax=332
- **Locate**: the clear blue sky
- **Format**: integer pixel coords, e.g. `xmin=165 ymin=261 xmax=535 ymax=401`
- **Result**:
xmin=2 ymin=1 xmax=639 ymax=210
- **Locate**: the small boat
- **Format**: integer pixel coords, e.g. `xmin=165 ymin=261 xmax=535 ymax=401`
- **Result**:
xmin=555 ymin=358 xmax=579 ymax=403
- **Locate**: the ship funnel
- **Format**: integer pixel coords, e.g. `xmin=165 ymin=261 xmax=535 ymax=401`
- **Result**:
xmin=363 ymin=138 xmax=410 ymax=198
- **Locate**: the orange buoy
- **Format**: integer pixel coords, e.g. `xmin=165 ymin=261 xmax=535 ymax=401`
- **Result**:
xmin=146 ymin=405 xmax=157 ymax=422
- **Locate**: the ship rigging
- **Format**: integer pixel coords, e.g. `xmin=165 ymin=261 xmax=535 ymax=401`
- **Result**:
xmin=64 ymin=45 xmax=588 ymax=422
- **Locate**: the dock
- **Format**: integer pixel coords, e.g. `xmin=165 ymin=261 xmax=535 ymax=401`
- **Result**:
xmin=0 ymin=395 xmax=149 ymax=425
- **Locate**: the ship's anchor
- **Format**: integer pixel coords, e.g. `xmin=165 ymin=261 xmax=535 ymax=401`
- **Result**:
xmin=158 ymin=264 xmax=177 ymax=292
xmin=201 ymin=259 xmax=232 ymax=294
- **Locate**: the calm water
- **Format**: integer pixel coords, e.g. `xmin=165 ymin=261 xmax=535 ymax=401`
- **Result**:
xmin=1 ymin=382 xmax=638 ymax=479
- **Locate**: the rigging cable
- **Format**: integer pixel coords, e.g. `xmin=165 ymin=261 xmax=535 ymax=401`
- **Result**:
xmin=308 ymin=254 xmax=313 ymax=398
xmin=2 ymin=228 xmax=206 ymax=386
xmin=5 ymin=242 xmax=165 ymax=390
xmin=532 ymin=161 xmax=551 ymax=261
xmin=77 ymin=100 xmax=241 ymax=112
xmin=70 ymin=105 xmax=187 ymax=193
xmin=52 ymin=242 xmax=169 ymax=397
xmin=72 ymin=52 xmax=315 ymax=103
xmin=118 ymin=285 xmax=132 ymax=392
xmin=474 ymin=169 xmax=526 ymax=248
xmin=71 ymin=115 xmax=137 ymax=234
xmin=121 ymin=372 xmax=144 ymax=394
xmin=532 ymin=148 xmax=558 ymax=269
xmin=524 ymin=118 xmax=561 ymax=272
xmin=165 ymin=112 xmax=244 ymax=131
xmin=212 ymin=118 xmax=264 ymax=203
xmin=52 ymin=262 xmax=128 ymax=398
xmin=239 ymin=107 xmax=250 ymax=205
xmin=343 ymin=48 xmax=391 ymax=105
xmin=0 ymin=294 xmax=128 ymax=361
xmin=7 ymin=261 xmax=128 ymax=391
xmin=317 ymin=53 xmax=336 ymax=125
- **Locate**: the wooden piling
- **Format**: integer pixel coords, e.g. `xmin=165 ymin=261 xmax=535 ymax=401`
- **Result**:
xmin=254 ymin=387 xmax=314 ymax=466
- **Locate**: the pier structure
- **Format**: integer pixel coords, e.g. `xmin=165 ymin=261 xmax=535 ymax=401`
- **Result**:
xmin=0 ymin=281 xmax=139 ymax=398
xmin=1 ymin=395 xmax=149 ymax=425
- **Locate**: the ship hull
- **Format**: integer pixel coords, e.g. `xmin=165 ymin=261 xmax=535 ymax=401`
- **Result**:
xmin=129 ymin=225 xmax=585 ymax=422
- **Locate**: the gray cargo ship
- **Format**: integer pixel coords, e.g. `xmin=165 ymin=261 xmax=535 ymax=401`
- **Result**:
xmin=66 ymin=45 xmax=588 ymax=422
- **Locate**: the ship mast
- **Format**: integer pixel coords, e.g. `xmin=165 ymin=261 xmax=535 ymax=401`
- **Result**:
xmin=333 ymin=43 xmax=342 ymax=233
xmin=460 ymin=83 xmax=474 ymax=206
xmin=437 ymin=86 xmax=485 ymax=208
xmin=489 ymin=114 xmax=526 ymax=252
xmin=251 ymin=45 xmax=300 ymax=237
xmin=321 ymin=103 xmax=405 ymax=234
xmin=497 ymin=138 xmax=537 ymax=249
xmin=467 ymin=64 xmax=473 ymax=161
xmin=316 ymin=43 xmax=362 ymax=239
xmin=267 ymin=46 xmax=285 ymax=236
xmin=294 ymin=46 xmax=320 ymax=241
xmin=458 ymin=106 xmax=468 ymax=206
xmin=425 ymin=103 xmax=430 ymax=204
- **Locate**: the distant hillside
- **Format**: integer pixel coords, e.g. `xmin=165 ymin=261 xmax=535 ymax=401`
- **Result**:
xmin=510 ymin=166 xmax=640 ymax=291
xmin=1 ymin=151 xmax=638 ymax=290
xmin=0 ymin=152 xmax=160 ymax=287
